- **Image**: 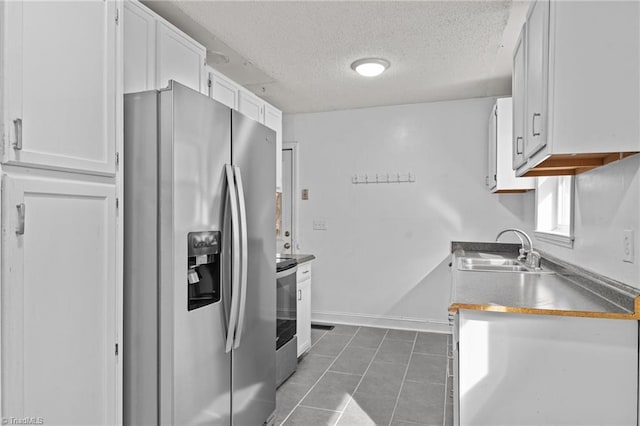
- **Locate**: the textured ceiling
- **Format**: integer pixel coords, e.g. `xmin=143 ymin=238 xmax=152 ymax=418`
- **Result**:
xmin=145 ymin=1 xmax=528 ymax=113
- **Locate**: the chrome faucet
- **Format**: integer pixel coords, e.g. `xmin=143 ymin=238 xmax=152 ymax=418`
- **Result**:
xmin=495 ymin=228 xmax=541 ymax=269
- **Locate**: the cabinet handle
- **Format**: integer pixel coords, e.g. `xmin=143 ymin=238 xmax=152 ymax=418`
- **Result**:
xmin=302 ymin=270 xmax=309 ymax=275
xmin=516 ymin=136 xmax=523 ymax=155
xmin=16 ymin=203 xmax=25 ymax=235
xmin=13 ymin=118 xmax=22 ymax=150
xmin=532 ymin=113 xmax=541 ymax=137
xmin=298 ymin=289 xmax=302 ymax=301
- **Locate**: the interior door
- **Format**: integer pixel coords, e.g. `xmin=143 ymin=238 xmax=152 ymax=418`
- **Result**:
xmin=1 ymin=173 xmax=117 ymax=424
xmin=2 ymin=1 xmax=117 ymax=175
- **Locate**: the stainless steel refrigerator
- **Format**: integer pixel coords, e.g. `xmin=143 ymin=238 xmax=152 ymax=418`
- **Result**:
xmin=123 ymin=81 xmax=276 ymax=425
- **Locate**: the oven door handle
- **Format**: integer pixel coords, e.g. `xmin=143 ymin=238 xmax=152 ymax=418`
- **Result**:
xmin=276 ymin=266 xmax=298 ymax=280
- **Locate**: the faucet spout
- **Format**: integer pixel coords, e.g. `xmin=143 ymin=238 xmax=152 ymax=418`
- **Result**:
xmin=495 ymin=228 xmax=539 ymax=268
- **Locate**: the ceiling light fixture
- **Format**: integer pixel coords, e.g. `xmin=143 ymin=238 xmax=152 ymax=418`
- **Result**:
xmin=351 ymin=58 xmax=390 ymax=77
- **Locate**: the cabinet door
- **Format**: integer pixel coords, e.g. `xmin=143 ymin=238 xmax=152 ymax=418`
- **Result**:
xmin=486 ymin=104 xmax=497 ymax=190
xmin=264 ymin=103 xmax=283 ymax=192
xmin=296 ymin=279 xmax=311 ymax=356
xmin=524 ymin=0 xmax=549 ymax=159
xmin=2 ymin=174 xmax=118 ymax=424
xmin=238 ymin=89 xmax=265 ymax=123
xmin=209 ymin=69 xmax=239 ymax=109
xmin=156 ymin=21 xmax=206 ymax=93
xmin=123 ymin=1 xmax=156 ymax=93
xmin=512 ymin=26 xmax=527 ymax=170
xmin=2 ymin=1 xmax=117 ymax=175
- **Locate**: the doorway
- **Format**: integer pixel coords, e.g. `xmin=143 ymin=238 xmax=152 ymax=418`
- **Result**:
xmin=278 ymin=142 xmax=297 ymax=255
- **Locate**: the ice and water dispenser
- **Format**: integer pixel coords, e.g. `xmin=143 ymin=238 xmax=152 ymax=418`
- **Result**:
xmin=187 ymin=231 xmax=221 ymax=311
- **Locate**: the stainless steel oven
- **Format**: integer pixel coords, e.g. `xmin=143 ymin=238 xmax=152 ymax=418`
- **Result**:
xmin=276 ymin=258 xmax=297 ymax=386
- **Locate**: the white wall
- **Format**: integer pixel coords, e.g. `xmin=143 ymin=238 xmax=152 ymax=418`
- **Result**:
xmin=536 ymin=155 xmax=640 ymax=287
xmin=283 ymin=98 xmax=535 ymax=332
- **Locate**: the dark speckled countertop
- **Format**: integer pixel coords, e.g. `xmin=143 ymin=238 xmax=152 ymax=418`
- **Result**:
xmin=277 ymin=253 xmax=316 ymax=264
xmin=449 ymin=241 xmax=640 ymax=319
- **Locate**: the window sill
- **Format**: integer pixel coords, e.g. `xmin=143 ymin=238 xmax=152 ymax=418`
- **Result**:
xmin=535 ymin=231 xmax=574 ymax=249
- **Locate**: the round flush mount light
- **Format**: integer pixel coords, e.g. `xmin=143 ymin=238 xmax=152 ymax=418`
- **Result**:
xmin=351 ymin=58 xmax=390 ymax=77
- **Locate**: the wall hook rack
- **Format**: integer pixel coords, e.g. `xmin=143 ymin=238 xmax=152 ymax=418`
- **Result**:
xmin=351 ymin=172 xmax=415 ymax=184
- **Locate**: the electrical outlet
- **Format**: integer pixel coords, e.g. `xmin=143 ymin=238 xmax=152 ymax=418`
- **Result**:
xmin=623 ymin=229 xmax=634 ymax=263
xmin=313 ymin=220 xmax=328 ymax=231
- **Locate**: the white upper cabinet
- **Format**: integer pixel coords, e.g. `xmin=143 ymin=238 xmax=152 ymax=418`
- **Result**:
xmin=123 ymin=0 xmax=206 ymax=94
xmin=208 ymin=67 xmax=238 ymax=109
xmin=2 ymin=174 xmax=118 ymax=424
xmin=2 ymin=0 xmax=117 ymax=175
xmin=523 ymin=0 xmax=549 ymax=160
xmin=514 ymin=0 xmax=640 ymax=177
xmin=264 ymin=103 xmax=283 ymax=193
xmin=123 ymin=1 xmax=156 ymax=93
xmin=512 ymin=25 xmax=527 ymax=170
xmin=238 ymin=89 xmax=265 ymax=123
xmin=156 ymin=20 xmax=206 ymax=93
xmin=487 ymin=98 xmax=534 ymax=193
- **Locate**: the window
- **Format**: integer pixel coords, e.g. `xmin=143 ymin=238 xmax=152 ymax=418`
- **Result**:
xmin=535 ymin=176 xmax=575 ymax=248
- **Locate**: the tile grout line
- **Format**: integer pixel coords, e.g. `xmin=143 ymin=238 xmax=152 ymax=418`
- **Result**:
xmin=332 ymin=329 xmax=391 ymax=426
xmin=279 ymin=327 xmax=361 ymax=425
xmin=387 ymin=332 xmax=418 ymax=426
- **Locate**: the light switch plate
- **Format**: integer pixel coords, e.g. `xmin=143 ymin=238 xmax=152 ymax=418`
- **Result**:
xmin=313 ymin=220 xmax=328 ymax=231
xmin=623 ymin=229 xmax=634 ymax=263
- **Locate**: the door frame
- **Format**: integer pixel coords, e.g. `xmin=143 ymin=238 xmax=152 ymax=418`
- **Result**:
xmin=282 ymin=141 xmax=299 ymax=253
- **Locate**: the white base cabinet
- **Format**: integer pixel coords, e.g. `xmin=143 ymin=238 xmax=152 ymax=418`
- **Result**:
xmin=1 ymin=174 xmax=118 ymax=424
xmin=296 ymin=262 xmax=312 ymax=357
xmin=454 ymin=310 xmax=638 ymax=426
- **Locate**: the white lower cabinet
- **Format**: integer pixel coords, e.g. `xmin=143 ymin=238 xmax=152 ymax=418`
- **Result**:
xmin=455 ymin=310 xmax=637 ymax=426
xmin=296 ymin=263 xmax=312 ymax=356
xmin=1 ymin=174 xmax=118 ymax=424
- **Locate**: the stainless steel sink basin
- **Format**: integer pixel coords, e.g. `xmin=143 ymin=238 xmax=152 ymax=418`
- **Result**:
xmin=459 ymin=258 xmax=522 ymax=267
xmin=457 ymin=257 xmax=553 ymax=274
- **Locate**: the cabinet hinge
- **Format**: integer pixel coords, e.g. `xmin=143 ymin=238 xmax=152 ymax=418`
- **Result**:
xmin=115 ymin=8 xmax=119 ymax=25
xmin=115 ymin=343 xmax=119 ymax=356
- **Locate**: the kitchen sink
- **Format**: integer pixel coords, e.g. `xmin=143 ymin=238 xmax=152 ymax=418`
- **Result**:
xmin=457 ymin=257 xmax=553 ymax=273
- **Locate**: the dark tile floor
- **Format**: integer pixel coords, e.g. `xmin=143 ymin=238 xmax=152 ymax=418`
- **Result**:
xmin=276 ymin=325 xmax=454 ymax=426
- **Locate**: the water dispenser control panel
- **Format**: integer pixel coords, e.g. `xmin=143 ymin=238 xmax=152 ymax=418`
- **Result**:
xmin=187 ymin=231 xmax=221 ymax=311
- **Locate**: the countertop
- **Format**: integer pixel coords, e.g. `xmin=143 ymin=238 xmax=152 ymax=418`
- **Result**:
xmin=277 ymin=253 xmax=316 ymax=265
xmin=449 ymin=242 xmax=640 ymax=320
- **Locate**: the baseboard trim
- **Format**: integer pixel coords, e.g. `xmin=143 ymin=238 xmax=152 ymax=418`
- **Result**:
xmin=311 ymin=310 xmax=450 ymax=334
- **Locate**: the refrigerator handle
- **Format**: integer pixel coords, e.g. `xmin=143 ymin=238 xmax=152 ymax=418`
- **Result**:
xmin=232 ymin=166 xmax=249 ymax=349
xmin=224 ymin=164 xmax=241 ymax=354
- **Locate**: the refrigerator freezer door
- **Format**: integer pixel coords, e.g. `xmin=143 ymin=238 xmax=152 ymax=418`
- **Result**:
xmin=159 ymin=82 xmax=233 ymax=425
xmin=231 ymin=111 xmax=277 ymax=425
